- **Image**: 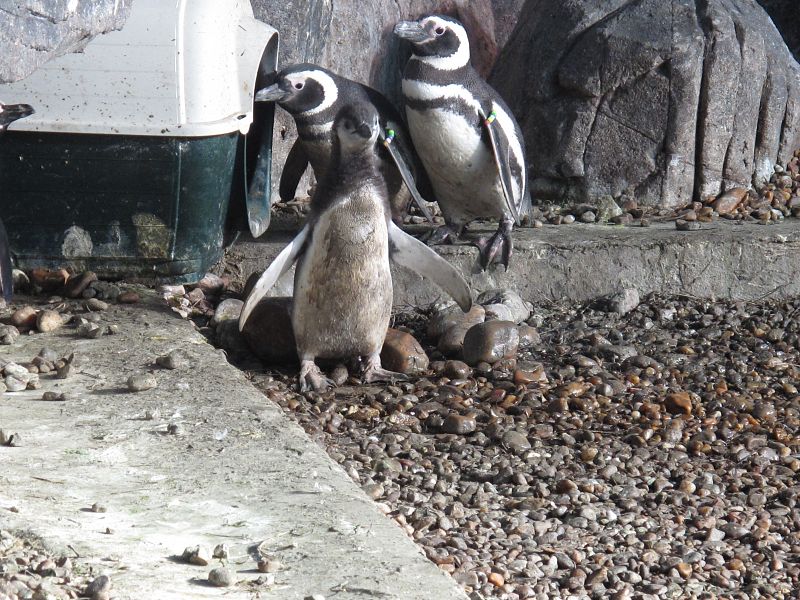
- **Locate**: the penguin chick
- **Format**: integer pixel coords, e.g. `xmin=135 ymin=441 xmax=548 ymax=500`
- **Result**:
xmin=0 ymin=102 xmax=34 ymax=303
xmin=394 ymin=15 xmax=532 ymax=269
xmin=256 ymin=63 xmax=433 ymax=225
xmin=239 ymin=102 xmax=472 ymax=393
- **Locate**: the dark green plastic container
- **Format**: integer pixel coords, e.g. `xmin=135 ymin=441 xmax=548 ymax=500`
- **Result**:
xmin=0 ymin=131 xmax=239 ymax=282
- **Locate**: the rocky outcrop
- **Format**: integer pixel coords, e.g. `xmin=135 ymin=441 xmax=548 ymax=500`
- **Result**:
xmin=757 ymin=0 xmax=800 ymax=60
xmin=492 ymin=0 xmax=800 ymax=209
xmin=0 ymin=0 xmax=132 ymax=83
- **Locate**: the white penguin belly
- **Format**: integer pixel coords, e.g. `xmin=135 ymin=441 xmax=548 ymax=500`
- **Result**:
xmin=406 ymin=107 xmax=505 ymax=225
xmin=292 ymin=187 xmax=393 ymax=360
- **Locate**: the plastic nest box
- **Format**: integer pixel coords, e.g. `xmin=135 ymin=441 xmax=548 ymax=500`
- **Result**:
xmin=0 ymin=0 xmax=278 ymax=281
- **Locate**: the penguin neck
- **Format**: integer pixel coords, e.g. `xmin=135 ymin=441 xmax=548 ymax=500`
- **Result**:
xmin=405 ymin=55 xmax=471 ymax=83
xmin=317 ymin=143 xmax=382 ymax=208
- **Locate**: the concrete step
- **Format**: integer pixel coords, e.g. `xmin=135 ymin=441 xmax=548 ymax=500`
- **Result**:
xmin=220 ymin=220 xmax=800 ymax=304
xmin=0 ymin=294 xmax=468 ymax=600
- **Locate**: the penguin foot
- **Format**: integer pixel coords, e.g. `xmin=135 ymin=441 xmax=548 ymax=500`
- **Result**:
xmin=475 ymin=220 xmax=514 ymax=270
xmin=298 ymin=360 xmax=335 ymax=393
xmin=425 ymin=224 xmax=460 ymax=246
xmin=362 ymin=354 xmax=409 ymax=384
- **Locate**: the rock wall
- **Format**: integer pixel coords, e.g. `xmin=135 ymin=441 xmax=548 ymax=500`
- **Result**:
xmin=0 ymin=0 xmax=132 ymax=84
xmin=491 ymin=0 xmax=800 ymax=209
xmin=757 ymin=0 xmax=800 ymax=61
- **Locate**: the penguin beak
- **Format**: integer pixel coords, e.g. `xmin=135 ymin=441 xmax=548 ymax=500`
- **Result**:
xmin=255 ymin=84 xmax=289 ymax=103
xmin=0 ymin=103 xmax=34 ymax=128
xmin=394 ymin=21 xmax=432 ymax=44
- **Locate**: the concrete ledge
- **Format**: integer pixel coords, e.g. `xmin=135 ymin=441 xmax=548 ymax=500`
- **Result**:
xmin=220 ymin=220 xmax=800 ymax=304
xmin=0 ymin=295 xmax=467 ymax=600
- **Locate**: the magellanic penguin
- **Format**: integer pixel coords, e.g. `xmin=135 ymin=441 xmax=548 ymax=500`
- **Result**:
xmin=394 ymin=15 xmax=532 ymax=269
xmin=0 ymin=102 xmax=35 ymax=304
xmin=239 ymin=101 xmax=472 ymax=393
xmin=255 ymin=63 xmax=434 ymax=225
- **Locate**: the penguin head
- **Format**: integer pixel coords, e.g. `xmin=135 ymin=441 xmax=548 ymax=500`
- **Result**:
xmin=0 ymin=102 xmax=34 ymax=132
xmin=394 ymin=16 xmax=470 ymax=69
xmin=254 ymin=64 xmax=339 ymax=117
xmin=333 ymin=103 xmax=379 ymax=154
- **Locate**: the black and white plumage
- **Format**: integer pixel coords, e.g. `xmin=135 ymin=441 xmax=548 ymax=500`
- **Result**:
xmin=255 ymin=63 xmax=432 ymax=225
xmin=0 ymin=102 xmax=34 ymax=303
xmin=239 ymin=101 xmax=471 ymax=393
xmin=394 ymin=15 xmax=531 ymax=269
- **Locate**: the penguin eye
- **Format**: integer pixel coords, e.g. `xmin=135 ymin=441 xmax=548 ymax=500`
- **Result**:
xmin=435 ymin=26 xmax=445 ymax=35
xmin=294 ymin=82 xmax=304 ymax=90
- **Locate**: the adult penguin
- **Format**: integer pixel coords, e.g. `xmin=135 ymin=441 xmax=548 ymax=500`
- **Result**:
xmin=0 ymin=102 xmax=34 ymax=304
xmin=394 ymin=15 xmax=532 ymax=269
xmin=239 ymin=101 xmax=471 ymax=392
xmin=255 ymin=64 xmax=434 ymax=225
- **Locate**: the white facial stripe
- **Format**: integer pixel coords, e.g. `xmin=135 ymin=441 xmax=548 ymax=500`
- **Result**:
xmin=492 ymin=103 xmax=526 ymax=199
xmin=415 ymin=20 xmax=470 ymax=71
xmin=292 ymin=70 xmax=339 ymax=116
xmin=402 ymin=79 xmax=482 ymax=113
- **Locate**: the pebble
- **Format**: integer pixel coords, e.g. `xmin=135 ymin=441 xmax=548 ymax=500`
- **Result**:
xmin=211 ymin=298 xmax=244 ymax=326
xmin=605 ymin=288 xmax=640 ymax=315
xmin=443 ymin=360 xmax=471 ymax=379
xmin=84 ymin=575 xmax=111 ymax=600
xmin=676 ymin=219 xmax=701 ymax=231
xmin=380 ymin=328 xmax=429 ymax=374
xmin=40 ymin=391 xmax=66 ymax=402
xmin=183 ymin=545 xmax=211 ymax=566
xmin=462 ymin=321 xmax=519 ymax=365
xmin=434 ymin=305 xmax=486 ymax=356
xmin=441 ymin=414 xmax=477 ymax=435
xmin=117 ymin=290 xmax=140 ymax=304
xmin=207 ymin=567 xmax=233 ymax=587
xmin=127 ymin=373 xmax=157 ymax=392
xmin=478 ymin=289 xmax=533 ymax=324
xmin=64 ymin=272 xmax=97 ymax=298
xmin=212 ymin=543 xmax=229 ymax=559
xmin=36 ymin=310 xmax=64 ymax=333
xmin=155 ymin=349 xmax=190 ymax=370
xmin=10 ymin=306 xmax=37 ymax=329
xmin=0 ymin=324 xmax=20 ymax=345
xmin=85 ymin=298 xmax=108 ymax=312
xmin=664 ymin=391 xmax=692 ymax=415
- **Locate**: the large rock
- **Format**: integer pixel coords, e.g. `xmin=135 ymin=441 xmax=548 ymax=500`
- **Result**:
xmin=239 ymin=296 xmax=298 ymax=364
xmin=492 ymin=0 xmax=800 ymax=209
xmin=0 ymin=0 xmax=132 ymax=83
xmin=757 ymin=0 xmax=800 ymax=61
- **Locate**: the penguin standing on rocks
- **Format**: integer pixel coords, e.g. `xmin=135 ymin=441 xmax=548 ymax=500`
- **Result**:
xmin=394 ymin=15 xmax=532 ymax=269
xmin=0 ymin=102 xmax=34 ymax=304
xmin=255 ymin=64 xmax=433 ymax=224
xmin=239 ymin=101 xmax=471 ymax=393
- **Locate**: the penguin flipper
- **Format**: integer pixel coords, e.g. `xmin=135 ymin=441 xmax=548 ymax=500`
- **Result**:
xmin=279 ymin=140 xmax=310 ymax=202
xmin=239 ymin=224 xmax=310 ymax=331
xmin=388 ymin=221 xmax=472 ymax=312
xmin=0 ymin=217 xmax=12 ymax=302
xmin=379 ymin=130 xmax=434 ymax=224
xmin=479 ymin=107 xmax=521 ymax=226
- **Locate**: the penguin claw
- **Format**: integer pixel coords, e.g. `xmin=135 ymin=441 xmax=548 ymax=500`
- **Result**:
xmin=362 ymin=354 xmax=409 ymax=384
xmin=475 ymin=220 xmax=514 ymax=271
xmin=298 ymin=360 xmax=335 ymax=393
xmin=363 ymin=367 xmax=409 ymax=384
xmin=425 ymin=225 xmax=460 ymax=246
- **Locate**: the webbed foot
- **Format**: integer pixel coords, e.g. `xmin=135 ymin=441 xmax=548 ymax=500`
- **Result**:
xmin=425 ymin=224 xmax=461 ymax=246
xmin=299 ymin=359 xmax=335 ymax=393
xmin=474 ymin=218 xmax=513 ymax=270
xmin=362 ymin=353 xmax=409 ymax=384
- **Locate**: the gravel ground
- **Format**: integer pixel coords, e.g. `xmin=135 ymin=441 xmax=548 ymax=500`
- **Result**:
xmin=245 ymin=294 xmax=800 ymax=600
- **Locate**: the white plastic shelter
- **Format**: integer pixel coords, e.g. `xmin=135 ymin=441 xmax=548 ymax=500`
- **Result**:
xmin=0 ymin=0 xmax=278 ymax=137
